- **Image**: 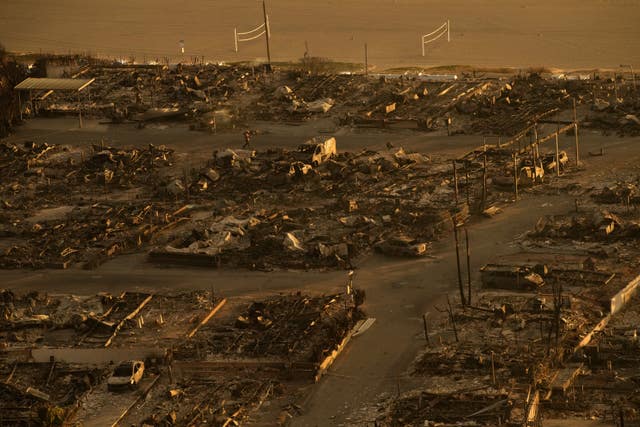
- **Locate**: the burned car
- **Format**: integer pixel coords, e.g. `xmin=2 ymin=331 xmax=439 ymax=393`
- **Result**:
xmin=107 ymin=360 xmax=145 ymax=391
xmin=374 ymin=236 xmax=428 ymax=257
xmin=297 ymin=137 xmax=337 ymax=166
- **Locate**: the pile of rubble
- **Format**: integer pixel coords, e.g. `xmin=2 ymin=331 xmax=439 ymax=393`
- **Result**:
xmin=532 ymin=209 xmax=640 ymax=240
xmin=179 ymin=291 xmax=364 ymax=365
xmin=0 ymin=139 xmax=187 ymax=269
xmin=255 ymin=72 xmax=599 ymax=136
xmin=381 ymin=389 xmax=512 ymax=426
xmin=79 ymin=143 xmax=174 ymax=189
xmin=375 ymin=276 xmax=625 ymax=425
xmin=0 ymin=361 xmax=107 ymax=426
xmin=0 ymin=287 xmax=365 ymax=426
xmin=0 ymin=140 xmax=174 ymax=200
xmin=123 ymin=374 xmax=284 ymax=427
xmin=560 ymin=294 xmax=640 ymax=423
xmin=150 ymin=141 xmax=469 ymax=270
xmin=0 ymin=134 xmax=467 ymax=270
xmin=42 ymin=62 xmax=264 ymax=130
xmin=0 ymin=289 xmax=224 ymax=349
xmin=521 ymin=178 xmax=640 ymax=279
xmin=374 ymin=178 xmax=640 ymax=425
xmin=0 ymin=201 xmax=189 ymax=269
xmin=591 ymin=179 xmax=639 ymax=205
xmin=25 ymin=56 xmax=638 ymax=137
xmin=0 ymin=129 xmax=583 ymax=271
xmin=583 ymin=77 xmax=640 ymax=136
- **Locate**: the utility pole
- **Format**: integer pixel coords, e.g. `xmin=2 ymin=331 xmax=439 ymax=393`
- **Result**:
xmin=262 ymin=0 xmax=272 ymax=67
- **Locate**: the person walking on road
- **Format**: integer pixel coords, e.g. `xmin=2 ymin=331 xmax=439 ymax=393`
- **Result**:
xmin=243 ymin=130 xmax=252 ymax=149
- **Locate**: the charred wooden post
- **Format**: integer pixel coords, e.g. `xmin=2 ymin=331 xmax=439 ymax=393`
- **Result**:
xmin=17 ymin=90 xmax=22 ymax=121
xmin=517 ymin=136 xmax=521 ymax=154
xmin=533 ymin=122 xmax=539 ymax=166
xmin=465 ymin=228 xmax=472 ymax=305
xmin=453 ymin=160 xmax=459 ymax=204
xmin=45 ymin=357 xmax=56 ymax=387
xmin=553 ymin=281 xmax=563 ymax=352
xmin=529 ymin=131 xmax=534 ymax=165
xmin=491 ymin=351 xmax=496 ymax=385
xmin=482 ymin=146 xmax=488 ymax=210
xmin=555 ymin=133 xmax=560 ymax=177
xmin=423 ymin=313 xmax=430 ymax=345
xmin=452 ymin=217 xmax=466 ymax=306
xmin=573 ymin=98 xmax=580 ymax=167
xmin=77 ymin=91 xmax=83 ymax=129
xmin=513 ymin=152 xmax=519 ymax=201
xmin=465 ymin=162 xmax=470 ymax=206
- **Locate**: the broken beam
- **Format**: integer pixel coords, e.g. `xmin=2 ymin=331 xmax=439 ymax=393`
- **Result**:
xmin=186 ymin=298 xmax=227 ymax=338
xmin=104 ymin=294 xmax=153 ymax=347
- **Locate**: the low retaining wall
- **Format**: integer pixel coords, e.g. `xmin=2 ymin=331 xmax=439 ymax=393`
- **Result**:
xmin=610 ymin=274 xmax=640 ymax=315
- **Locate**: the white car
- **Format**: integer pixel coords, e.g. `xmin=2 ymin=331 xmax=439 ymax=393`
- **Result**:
xmin=107 ymin=360 xmax=144 ymax=391
xmin=297 ymin=137 xmax=337 ymax=166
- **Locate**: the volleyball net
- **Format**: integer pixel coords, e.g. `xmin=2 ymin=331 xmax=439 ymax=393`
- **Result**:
xmin=234 ymin=17 xmax=271 ymax=52
xmin=421 ymin=20 xmax=450 ymax=56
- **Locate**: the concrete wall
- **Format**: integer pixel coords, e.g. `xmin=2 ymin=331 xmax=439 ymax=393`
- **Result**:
xmin=610 ymin=274 xmax=640 ymax=315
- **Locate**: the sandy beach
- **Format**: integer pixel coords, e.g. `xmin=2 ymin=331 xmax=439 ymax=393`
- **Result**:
xmin=2 ymin=0 xmax=639 ymax=70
